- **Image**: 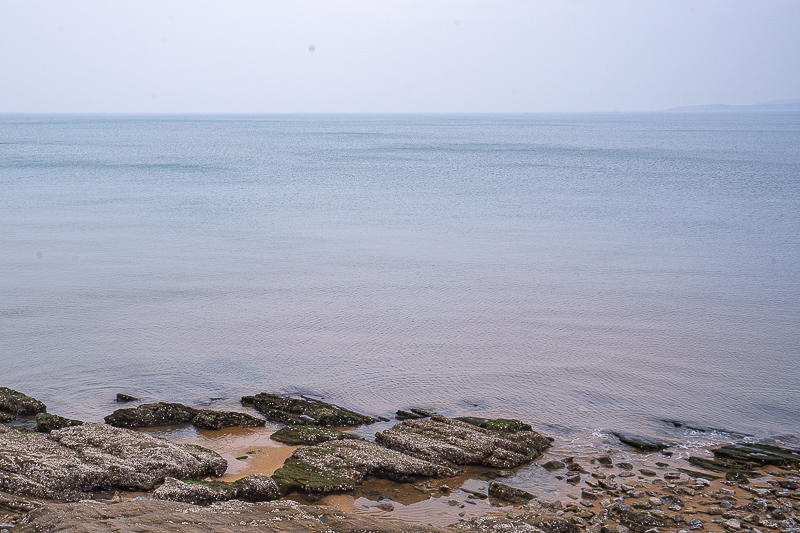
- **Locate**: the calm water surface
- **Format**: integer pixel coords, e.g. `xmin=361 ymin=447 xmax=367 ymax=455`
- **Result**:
xmin=1 ymin=113 xmax=798 ymax=441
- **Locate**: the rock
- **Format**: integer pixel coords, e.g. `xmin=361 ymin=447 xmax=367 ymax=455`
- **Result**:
xmin=606 ymin=502 xmax=669 ymax=533
xmin=488 ymin=481 xmax=535 ymax=503
xmin=16 ymin=499 xmax=448 ymax=533
xmin=239 ymin=473 xmax=280 ymax=501
xmin=0 ymin=423 xmax=226 ymax=501
xmin=687 ymin=456 xmax=755 ymax=476
xmin=191 ymin=410 xmax=265 ymax=430
xmin=457 ymin=417 xmax=534 ymax=434
xmin=542 ymin=460 xmax=566 ymax=470
xmin=105 ymin=402 xmax=266 ymax=430
xmin=0 ymin=387 xmax=46 ymax=416
xmin=115 ymin=393 xmax=139 ymax=402
xmin=241 ymin=393 xmax=377 ymax=427
xmin=270 ymin=425 xmax=361 ymax=446
xmin=713 ymin=443 xmax=800 ymax=468
xmin=612 ymin=431 xmax=673 ymax=452
xmin=271 ymin=439 xmax=458 ymax=499
xmin=34 ymin=413 xmax=83 ymax=433
xmin=0 ymin=412 xmax=15 ymax=423
xmin=153 ymin=477 xmax=236 ymax=504
xmin=376 ymin=415 xmax=550 ymax=469
xmin=153 ymin=474 xmax=280 ymax=504
xmin=396 ymin=410 xmax=424 ymax=420
xmin=105 ymin=402 xmax=198 ymax=427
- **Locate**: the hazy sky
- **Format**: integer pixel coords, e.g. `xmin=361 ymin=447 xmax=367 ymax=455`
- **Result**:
xmin=2 ymin=0 xmax=799 ymax=113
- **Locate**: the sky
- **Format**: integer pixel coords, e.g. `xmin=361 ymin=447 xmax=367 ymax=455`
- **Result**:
xmin=1 ymin=0 xmax=799 ymax=113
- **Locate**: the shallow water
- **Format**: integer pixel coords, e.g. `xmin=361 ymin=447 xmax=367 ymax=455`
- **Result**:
xmin=1 ymin=113 xmax=799 ymax=439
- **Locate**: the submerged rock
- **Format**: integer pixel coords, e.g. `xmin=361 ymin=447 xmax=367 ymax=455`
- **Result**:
xmin=153 ymin=474 xmax=279 ymax=505
xmin=0 ymin=387 xmax=46 ymax=416
xmin=34 ymin=413 xmax=83 ymax=433
xmin=270 ymin=425 xmax=361 ymax=445
xmin=612 ymin=431 xmax=673 ymax=452
xmin=241 ymin=393 xmax=377 ymax=427
xmin=105 ymin=402 xmax=265 ymax=430
xmin=0 ymin=422 xmax=226 ymax=501
xmin=272 ymin=439 xmax=458 ymax=499
xmin=376 ymin=415 xmax=550 ymax=468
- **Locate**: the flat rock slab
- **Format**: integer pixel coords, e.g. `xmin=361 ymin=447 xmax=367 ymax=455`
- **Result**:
xmin=0 ymin=387 xmax=46 ymax=417
xmin=153 ymin=474 xmax=279 ymax=505
xmin=105 ymin=402 xmax=266 ymax=430
xmin=376 ymin=415 xmax=551 ymax=468
xmin=612 ymin=431 xmax=673 ymax=452
xmin=270 ymin=425 xmax=361 ymax=445
xmin=241 ymin=393 xmax=377 ymax=427
xmin=12 ymin=499 xmax=446 ymax=533
xmin=272 ymin=439 xmax=458 ymax=499
xmin=713 ymin=442 xmax=800 ymax=467
xmin=0 ymin=423 xmax=226 ymax=501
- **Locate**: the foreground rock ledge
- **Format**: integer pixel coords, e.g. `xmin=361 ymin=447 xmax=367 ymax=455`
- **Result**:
xmin=11 ymin=499 xmax=447 ymax=533
xmin=0 ymin=423 xmax=226 ymax=501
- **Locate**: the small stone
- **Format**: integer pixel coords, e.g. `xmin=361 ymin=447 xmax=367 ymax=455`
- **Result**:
xmin=687 ymin=518 xmax=704 ymax=530
xmin=543 ymin=460 xmax=567 ymax=470
xmin=374 ymin=501 xmax=394 ymax=512
xmin=639 ymin=469 xmax=657 ymax=476
xmin=115 ymin=393 xmax=138 ymax=402
xmin=724 ymin=519 xmax=741 ymax=530
xmin=567 ymin=474 xmax=581 ymax=484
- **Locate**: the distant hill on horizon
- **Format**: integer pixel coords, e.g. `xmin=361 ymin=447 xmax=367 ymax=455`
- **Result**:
xmin=665 ymin=100 xmax=800 ymax=113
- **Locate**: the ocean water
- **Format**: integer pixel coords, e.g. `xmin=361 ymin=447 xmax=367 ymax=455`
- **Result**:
xmin=1 ymin=113 xmax=799 ymax=442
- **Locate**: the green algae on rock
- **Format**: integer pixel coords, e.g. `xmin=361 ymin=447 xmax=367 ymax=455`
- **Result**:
xmin=0 ymin=387 xmax=46 ymax=417
xmin=272 ymin=440 xmax=458 ymax=499
xmin=153 ymin=474 xmax=279 ymax=504
xmin=376 ymin=415 xmax=551 ymax=468
xmin=241 ymin=393 xmax=377 ymax=427
xmin=105 ymin=402 xmax=266 ymax=430
xmin=270 ymin=425 xmax=362 ymax=445
xmin=35 ymin=413 xmax=83 ymax=433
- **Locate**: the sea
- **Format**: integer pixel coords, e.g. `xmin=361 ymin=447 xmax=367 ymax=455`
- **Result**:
xmin=2 ymin=113 xmax=799 ymax=447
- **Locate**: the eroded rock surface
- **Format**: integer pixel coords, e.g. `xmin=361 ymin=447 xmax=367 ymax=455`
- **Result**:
xmin=0 ymin=423 xmax=226 ymax=501
xmin=611 ymin=431 xmax=673 ymax=452
xmin=376 ymin=415 xmax=551 ymax=468
xmin=241 ymin=393 xmax=377 ymax=426
xmin=272 ymin=439 xmax=458 ymax=498
xmin=153 ymin=474 xmax=279 ymax=504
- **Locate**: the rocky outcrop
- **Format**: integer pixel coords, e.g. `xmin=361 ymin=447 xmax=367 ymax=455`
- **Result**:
xmin=153 ymin=474 xmax=279 ymax=504
xmin=376 ymin=415 xmax=551 ymax=468
xmin=272 ymin=439 xmax=458 ymax=499
xmin=0 ymin=423 xmax=226 ymax=501
xmin=713 ymin=442 xmax=800 ymax=467
xmin=241 ymin=393 xmax=377 ymax=426
xmin=115 ymin=393 xmax=139 ymax=402
xmin=0 ymin=388 xmax=46 ymax=417
xmin=105 ymin=402 xmax=266 ymax=430
xmin=35 ymin=413 xmax=83 ymax=433
xmin=270 ymin=425 xmax=361 ymax=445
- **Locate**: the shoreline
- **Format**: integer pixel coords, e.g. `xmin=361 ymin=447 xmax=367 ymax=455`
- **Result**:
xmin=1 ymin=387 xmax=798 ymax=531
